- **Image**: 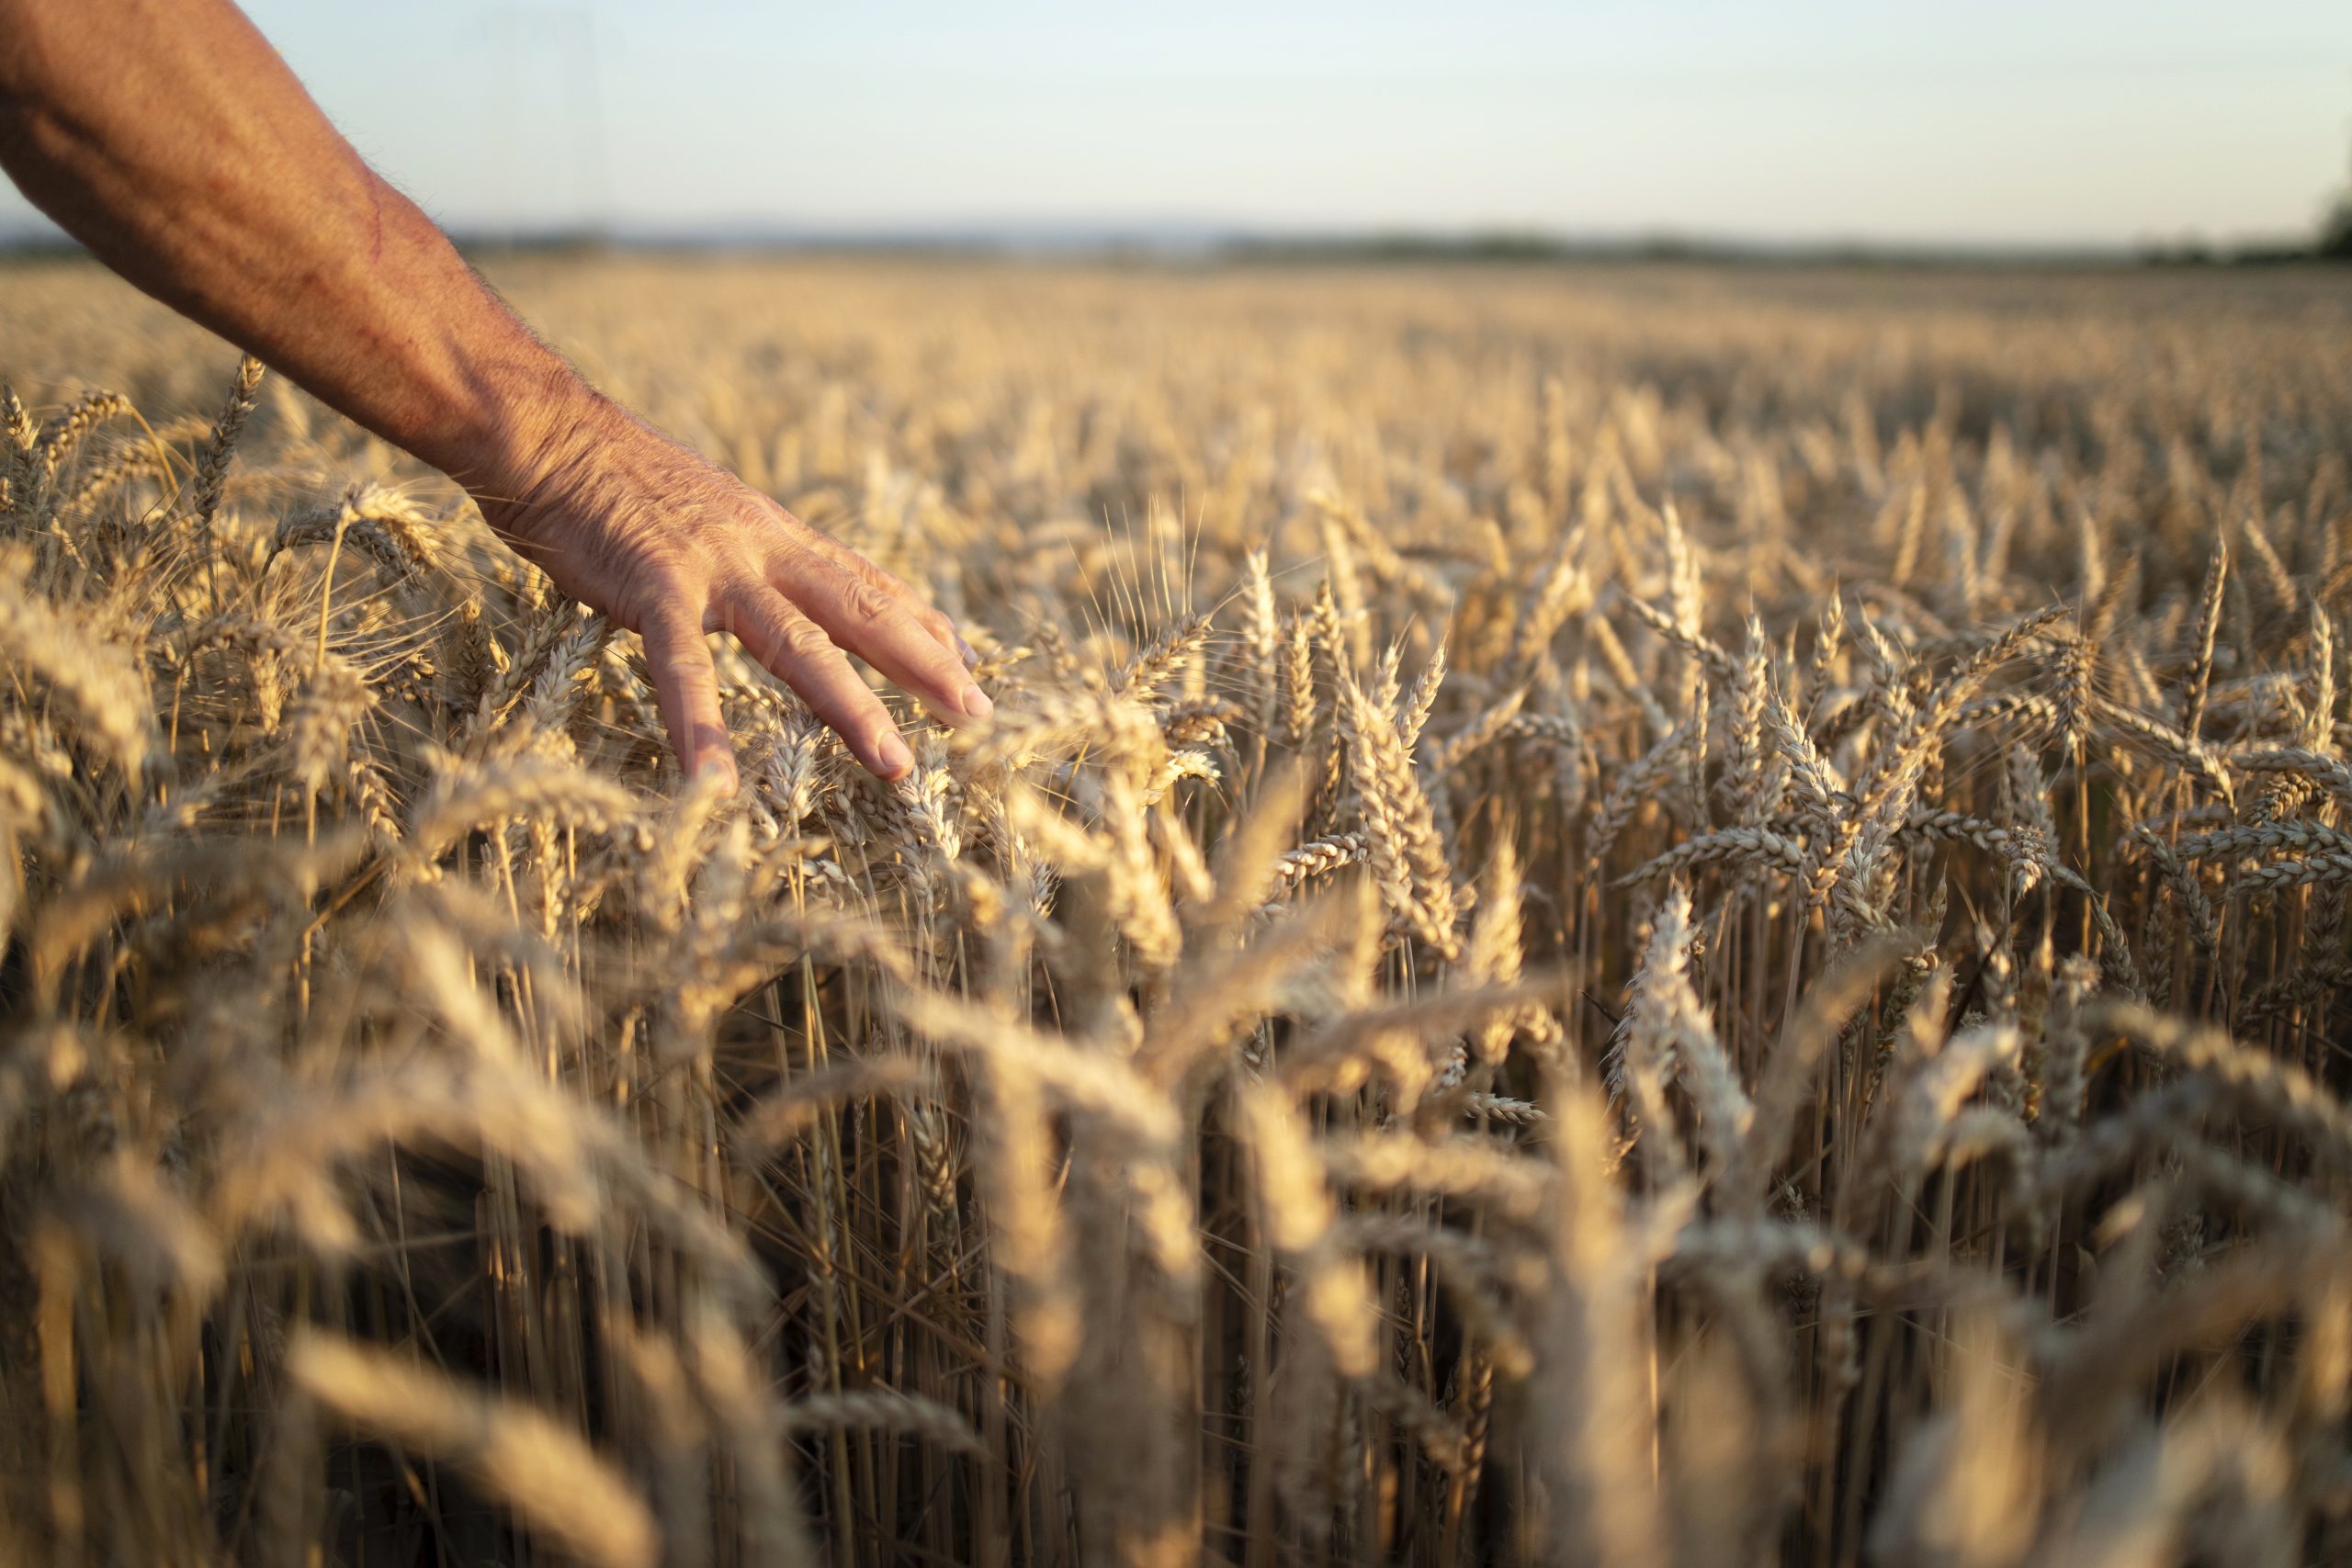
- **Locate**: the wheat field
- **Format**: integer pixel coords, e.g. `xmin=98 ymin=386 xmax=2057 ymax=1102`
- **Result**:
xmin=3 ymin=256 xmax=2351 ymax=1568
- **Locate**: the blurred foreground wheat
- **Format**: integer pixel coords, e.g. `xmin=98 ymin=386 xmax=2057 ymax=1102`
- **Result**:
xmin=3 ymin=259 xmax=2351 ymax=1567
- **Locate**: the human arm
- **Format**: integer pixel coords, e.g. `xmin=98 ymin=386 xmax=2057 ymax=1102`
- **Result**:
xmin=0 ymin=0 xmax=985 ymax=784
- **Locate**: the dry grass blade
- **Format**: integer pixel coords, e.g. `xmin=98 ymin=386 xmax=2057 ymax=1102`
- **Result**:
xmin=288 ymin=1332 xmax=661 ymax=1568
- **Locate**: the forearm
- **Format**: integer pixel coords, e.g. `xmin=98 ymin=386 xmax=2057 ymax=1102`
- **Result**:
xmin=0 ymin=0 xmax=591 ymax=496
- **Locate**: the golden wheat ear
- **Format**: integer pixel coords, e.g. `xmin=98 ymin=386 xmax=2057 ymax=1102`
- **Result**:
xmin=8 ymin=261 xmax=2352 ymax=1568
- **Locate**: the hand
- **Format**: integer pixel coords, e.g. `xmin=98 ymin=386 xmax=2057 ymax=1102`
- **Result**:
xmin=474 ymin=394 xmax=985 ymax=787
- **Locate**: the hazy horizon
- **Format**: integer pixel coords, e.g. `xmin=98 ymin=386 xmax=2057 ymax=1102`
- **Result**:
xmin=3 ymin=1 xmax=2348 ymax=253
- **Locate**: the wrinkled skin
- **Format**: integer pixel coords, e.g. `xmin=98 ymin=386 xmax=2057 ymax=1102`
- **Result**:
xmin=480 ymin=394 xmax=986 ymax=784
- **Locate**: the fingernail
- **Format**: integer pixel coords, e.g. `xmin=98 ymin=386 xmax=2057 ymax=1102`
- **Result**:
xmin=956 ymin=636 xmax=979 ymax=670
xmin=695 ymin=757 xmax=740 ymax=795
xmin=960 ymin=684 xmax=994 ymax=720
xmin=876 ymin=731 xmax=914 ymax=778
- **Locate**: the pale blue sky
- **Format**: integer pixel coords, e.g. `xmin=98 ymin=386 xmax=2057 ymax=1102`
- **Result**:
xmin=6 ymin=1 xmax=2351 ymax=247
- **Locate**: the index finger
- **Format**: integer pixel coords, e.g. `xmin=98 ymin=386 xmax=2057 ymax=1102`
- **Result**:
xmin=783 ymin=554 xmax=993 ymax=728
xmin=777 ymin=512 xmax=975 ymax=669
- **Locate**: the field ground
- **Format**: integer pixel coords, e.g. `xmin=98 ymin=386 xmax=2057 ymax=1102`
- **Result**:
xmin=3 ymin=257 xmax=2352 ymax=1566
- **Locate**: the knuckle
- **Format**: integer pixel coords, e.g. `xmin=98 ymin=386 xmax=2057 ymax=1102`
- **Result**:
xmin=764 ymin=539 xmax=821 ymax=593
xmin=639 ymin=604 xmax=699 ymax=653
xmin=709 ymin=549 xmax=764 ymax=598
xmin=626 ymin=568 xmax=709 ymax=634
xmin=908 ymin=638 xmax=961 ymax=686
xmin=852 ymin=562 xmax=956 ymax=643
xmin=768 ymin=511 xmax=822 ymax=553
xmin=778 ymin=615 xmax=838 ymax=664
xmin=842 ymin=576 xmax=897 ymax=630
xmin=657 ymin=641 xmax=715 ymax=685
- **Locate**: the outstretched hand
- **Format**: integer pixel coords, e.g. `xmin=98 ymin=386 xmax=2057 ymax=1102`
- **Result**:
xmin=477 ymin=396 xmax=985 ymax=787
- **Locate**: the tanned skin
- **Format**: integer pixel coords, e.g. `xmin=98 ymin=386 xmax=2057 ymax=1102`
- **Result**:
xmin=0 ymin=0 xmax=988 ymax=784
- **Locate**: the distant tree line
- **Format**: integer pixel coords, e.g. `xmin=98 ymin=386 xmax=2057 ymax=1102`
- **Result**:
xmin=2324 ymin=187 xmax=2352 ymax=260
xmin=2306 ymin=126 xmax=2349 ymax=260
